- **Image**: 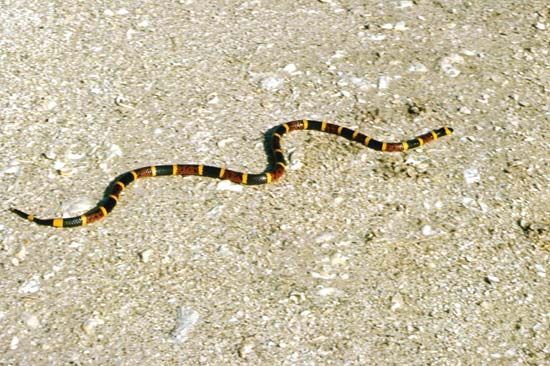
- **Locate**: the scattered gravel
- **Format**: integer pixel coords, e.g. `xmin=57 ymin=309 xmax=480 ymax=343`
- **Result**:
xmin=1 ymin=1 xmax=548 ymax=365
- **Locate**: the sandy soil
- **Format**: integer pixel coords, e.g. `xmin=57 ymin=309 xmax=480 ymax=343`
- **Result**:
xmin=1 ymin=1 xmax=548 ymax=365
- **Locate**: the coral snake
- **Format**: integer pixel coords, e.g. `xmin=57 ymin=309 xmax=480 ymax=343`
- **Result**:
xmin=10 ymin=119 xmax=453 ymax=228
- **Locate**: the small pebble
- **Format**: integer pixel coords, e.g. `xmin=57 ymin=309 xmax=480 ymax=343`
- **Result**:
xmin=139 ymin=249 xmax=153 ymax=263
xmin=53 ymin=160 xmax=65 ymax=171
xmin=137 ymin=19 xmax=149 ymax=28
xmin=22 ymin=312 xmax=40 ymax=329
xmin=377 ymin=75 xmax=390 ymax=89
xmin=217 ymin=137 xmax=233 ymax=148
xmin=333 ymin=196 xmax=344 ymax=205
xmin=311 ymin=271 xmax=336 ymax=280
xmin=238 ymin=339 xmax=255 ymax=358
xmin=19 ymin=277 xmax=40 ymax=294
xmin=329 ymin=252 xmax=348 ymax=266
xmin=534 ymin=22 xmax=546 ymax=30
xmin=207 ymin=95 xmax=219 ymax=104
xmin=66 ymin=151 xmax=85 ymax=161
xmin=44 ymin=99 xmax=57 ymax=111
xmin=82 ymin=317 xmax=104 ymax=335
xmin=394 ymin=21 xmax=407 ymax=31
xmin=317 ymin=287 xmax=343 ymax=297
xmin=440 ymin=54 xmax=464 ymax=77
xmin=421 ymin=225 xmax=434 ymax=236
xmin=10 ymin=336 xmax=19 ymax=350
xmin=461 ymin=49 xmax=477 ymax=57
xmin=459 ymin=106 xmax=472 ymax=115
xmin=14 ymin=245 xmax=27 ymax=261
xmin=408 ymin=62 xmax=427 ymax=72
xmin=283 ymin=63 xmax=297 ymax=73
xmin=289 ymin=160 xmax=303 ymax=170
xmin=463 ymin=168 xmax=481 ymax=184
xmin=216 ymin=180 xmax=243 ymax=192
xmin=260 ymin=76 xmax=284 ymax=91
xmin=534 ymin=264 xmax=546 ymax=278
xmin=390 ymin=293 xmax=403 ymax=311
xmin=370 ymin=34 xmax=386 ymax=41
xmin=106 ymin=144 xmax=123 ymax=160
xmin=485 ymin=274 xmax=500 ymax=284
xmin=315 ymin=232 xmax=335 ymax=244
xmin=173 ymin=306 xmax=200 ymax=343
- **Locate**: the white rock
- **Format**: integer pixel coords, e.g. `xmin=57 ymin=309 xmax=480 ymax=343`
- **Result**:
xmin=421 ymin=225 xmax=434 ymax=236
xmin=22 ymin=312 xmax=40 ymax=328
xmin=317 ymin=287 xmax=343 ymax=297
xmin=10 ymin=336 xmax=19 ymax=350
xmin=370 ymin=34 xmax=386 ymax=41
xmin=340 ymin=90 xmax=352 ymax=98
xmin=207 ymin=95 xmax=219 ymax=104
xmin=1 ymin=161 xmax=21 ymax=175
xmin=14 ymin=245 xmax=27 ymax=261
xmin=408 ymin=62 xmax=427 ymax=73
xmin=216 ymin=179 xmax=243 ymax=192
xmin=260 ymin=76 xmax=284 ymax=91
xmin=82 ymin=317 xmax=104 ymax=335
xmin=173 ymin=307 xmax=200 ymax=343
xmin=315 ymin=232 xmax=335 ymax=244
xmin=53 ymin=160 xmax=65 ymax=170
xmin=311 ymin=271 xmax=336 ymax=280
xmin=217 ymin=138 xmax=233 ymax=148
xmin=397 ymin=1 xmax=413 ymax=8
xmin=329 ymin=252 xmax=348 ymax=266
xmin=534 ymin=264 xmax=546 ymax=278
xmin=461 ymin=49 xmax=477 ymax=57
xmin=139 ymin=249 xmax=153 ymax=263
xmin=394 ymin=21 xmax=407 ymax=31
xmin=440 ymin=54 xmax=464 ymax=77
xmin=390 ymin=293 xmax=403 ymax=311
xmin=106 ymin=143 xmax=123 ymax=159
xmin=459 ymin=106 xmax=472 ymax=115
xmin=45 ymin=99 xmax=57 ymax=111
xmin=289 ymin=160 xmax=303 ymax=171
xmin=463 ymin=168 xmax=481 ymax=184
xmin=331 ymin=50 xmax=347 ymax=59
xmin=485 ymin=274 xmax=499 ymax=284
xmin=19 ymin=277 xmax=40 ymax=294
xmin=238 ymin=339 xmax=255 ymax=358
xmin=66 ymin=150 xmax=85 ymax=161
xmin=283 ymin=63 xmax=297 ymax=73
xmin=377 ymin=75 xmax=390 ymax=89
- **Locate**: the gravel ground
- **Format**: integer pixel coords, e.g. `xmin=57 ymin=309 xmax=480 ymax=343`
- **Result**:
xmin=1 ymin=1 xmax=549 ymax=365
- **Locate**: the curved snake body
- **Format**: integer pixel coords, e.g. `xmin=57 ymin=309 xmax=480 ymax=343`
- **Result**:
xmin=10 ymin=119 xmax=453 ymax=228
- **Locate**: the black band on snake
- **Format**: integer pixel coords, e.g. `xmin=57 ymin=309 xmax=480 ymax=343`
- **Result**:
xmin=10 ymin=119 xmax=453 ymax=228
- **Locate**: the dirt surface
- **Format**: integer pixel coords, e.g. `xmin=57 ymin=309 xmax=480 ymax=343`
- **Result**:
xmin=1 ymin=1 xmax=548 ymax=365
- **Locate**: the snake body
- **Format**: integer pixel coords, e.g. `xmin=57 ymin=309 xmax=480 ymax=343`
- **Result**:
xmin=10 ymin=119 xmax=453 ymax=228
